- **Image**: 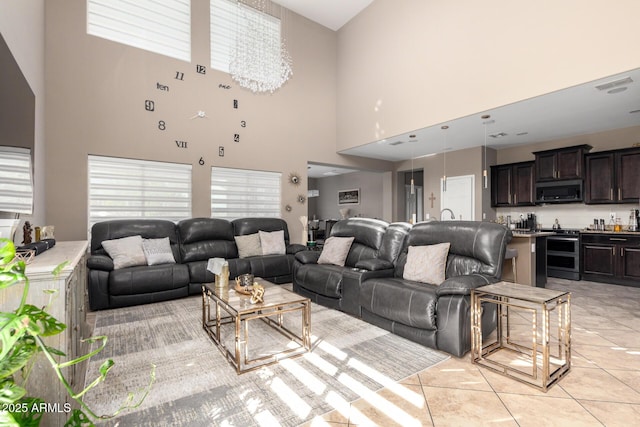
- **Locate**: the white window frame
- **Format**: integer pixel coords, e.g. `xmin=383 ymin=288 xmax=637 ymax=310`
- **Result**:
xmin=210 ymin=0 xmax=282 ymax=74
xmin=88 ymin=155 xmax=192 ymax=229
xmin=87 ymin=0 xmax=191 ymax=62
xmin=0 ymin=147 xmax=33 ymax=215
xmin=211 ymin=166 xmax=281 ymax=220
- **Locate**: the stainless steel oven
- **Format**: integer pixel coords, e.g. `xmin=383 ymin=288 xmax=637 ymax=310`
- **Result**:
xmin=545 ymin=230 xmax=580 ymax=280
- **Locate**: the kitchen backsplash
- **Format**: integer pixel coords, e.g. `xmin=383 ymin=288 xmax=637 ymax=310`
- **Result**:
xmin=496 ymin=203 xmax=640 ymax=230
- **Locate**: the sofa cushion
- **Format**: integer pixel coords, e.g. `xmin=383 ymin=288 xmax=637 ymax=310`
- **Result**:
xmin=259 ymin=230 xmax=286 ymax=255
xmin=142 ymin=237 xmax=176 ymax=265
xmin=102 ymin=235 xmax=147 ymax=269
xmin=185 ymin=258 xmax=251 ymax=284
xmin=248 ymin=254 xmax=293 ymax=279
xmin=178 ymin=218 xmax=238 ymax=262
xmin=318 ymin=236 xmax=354 ymax=266
xmin=403 ymin=243 xmax=450 ymax=285
xmin=109 ymin=264 xmax=189 ymax=296
xmin=294 ymin=263 xmax=345 ymax=299
xmin=360 ymin=277 xmax=438 ymax=330
xmin=235 ymin=233 xmax=262 ymax=258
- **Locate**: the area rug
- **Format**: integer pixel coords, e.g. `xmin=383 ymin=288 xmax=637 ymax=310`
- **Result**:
xmin=83 ymin=293 xmax=449 ymax=426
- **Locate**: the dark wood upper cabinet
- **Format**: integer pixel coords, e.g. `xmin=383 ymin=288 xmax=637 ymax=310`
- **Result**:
xmin=533 ymin=144 xmax=592 ymax=182
xmin=586 ymin=147 xmax=640 ymax=204
xmin=491 ymin=161 xmax=535 ymax=207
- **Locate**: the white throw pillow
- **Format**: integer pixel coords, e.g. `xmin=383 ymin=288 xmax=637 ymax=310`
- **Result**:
xmin=317 ymin=236 xmax=355 ymax=267
xmin=234 ymin=233 xmax=263 ymax=258
xmin=259 ymin=230 xmax=286 ymax=255
xmin=403 ymin=243 xmax=451 ymax=285
xmin=101 ymin=235 xmax=147 ymax=270
xmin=142 ymin=237 xmax=176 ymax=265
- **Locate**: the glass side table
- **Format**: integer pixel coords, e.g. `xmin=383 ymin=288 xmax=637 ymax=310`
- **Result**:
xmin=471 ymin=281 xmax=571 ymax=391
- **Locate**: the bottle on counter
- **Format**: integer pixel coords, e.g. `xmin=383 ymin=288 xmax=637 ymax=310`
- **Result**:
xmin=614 ymin=218 xmax=622 ymax=232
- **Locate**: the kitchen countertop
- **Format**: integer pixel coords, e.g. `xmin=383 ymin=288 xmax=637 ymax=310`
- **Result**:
xmin=511 ymin=231 xmax=556 ymax=237
xmin=580 ymin=229 xmax=640 ymax=235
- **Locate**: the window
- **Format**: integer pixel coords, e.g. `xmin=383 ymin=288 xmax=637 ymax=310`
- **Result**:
xmin=210 ymin=0 xmax=282 ymax=73
xmin=0 ymin=147 xmax=33 ymax=215
xmin=87 ymin=0 xmax=191 ymax=62
xmin=88 ymin=155 xmax=192 ymax=228
xmin=211 ymin=167 xmax=281 ymax=220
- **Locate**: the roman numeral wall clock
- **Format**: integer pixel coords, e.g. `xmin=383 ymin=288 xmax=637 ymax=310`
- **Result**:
xmin=143 ymin=64 xmax=249 ymax=157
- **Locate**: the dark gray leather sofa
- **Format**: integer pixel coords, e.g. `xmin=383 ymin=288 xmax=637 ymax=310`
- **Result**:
xmin=293 ymin=218 xmax=411 ymax=316
xmin=87 ymin=217 xmax=305 ymax=310
xmin=293 ymin=219 xmax=512 ymax=357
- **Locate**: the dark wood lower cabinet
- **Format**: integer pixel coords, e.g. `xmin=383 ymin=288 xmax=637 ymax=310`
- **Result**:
xmin=582 ymin=234 xmax=640 ymax=287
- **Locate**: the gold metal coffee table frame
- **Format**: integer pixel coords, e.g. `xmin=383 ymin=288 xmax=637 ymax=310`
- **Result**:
xmin=202 ymin=278 xmax=311 ymax=374
xmin=471 ymin=282 xmax=571 ymax=391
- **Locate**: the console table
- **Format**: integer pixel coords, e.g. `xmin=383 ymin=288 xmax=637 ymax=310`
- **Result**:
xmin=0 ymin=241 xmax=89 ymax=424
xmin=471 ymin=281 xmax=571 ymax=391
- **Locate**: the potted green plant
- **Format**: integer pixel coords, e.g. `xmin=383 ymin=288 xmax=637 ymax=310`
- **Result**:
xmin=0 ymin=238 xmax=154 ymax=426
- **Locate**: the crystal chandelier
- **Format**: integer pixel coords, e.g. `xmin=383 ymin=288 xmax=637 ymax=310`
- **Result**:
xmin=230 ymin=0 xmax=293 ymax=93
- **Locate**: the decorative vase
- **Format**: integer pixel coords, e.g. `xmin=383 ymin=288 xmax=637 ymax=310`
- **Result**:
xmin=339 ymin=208 xmax=350 ymax=220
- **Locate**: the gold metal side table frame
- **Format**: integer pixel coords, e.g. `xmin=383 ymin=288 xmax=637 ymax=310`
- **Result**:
xmin=471 ymin=282 xmax=571 ymax=391
xmin=202 ymin=280 xmax=311 ymax=374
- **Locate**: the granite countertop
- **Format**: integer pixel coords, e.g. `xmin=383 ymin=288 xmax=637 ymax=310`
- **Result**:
xmin=511 ymin=231 xmax=557 ymax=237
xmin=580 ymin=229 xmax=640 ymax=235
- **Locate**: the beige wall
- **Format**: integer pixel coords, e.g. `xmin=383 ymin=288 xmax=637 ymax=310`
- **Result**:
xmin=337 ymin=0 xmax=640 ymax=151
xmin=0 ymin=0 xmax=46 ymax=232
xmin=44 ymin=0 xmax=390 ymax=242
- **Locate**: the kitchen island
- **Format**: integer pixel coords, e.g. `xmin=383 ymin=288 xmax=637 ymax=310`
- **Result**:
xmin=503 ymin=231 xmax=555 ymax=287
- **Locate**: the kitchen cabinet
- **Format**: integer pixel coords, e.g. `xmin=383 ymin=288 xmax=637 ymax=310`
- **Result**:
xmin=533 ymin=144 xmax=592 ymax=182
xmin=491 ymin=161 xmax=535 ymax=207
xmin=581 ymin=233 xmax=640 ymax=287
xmin=585 ymin=147 xmax=640 ymax=204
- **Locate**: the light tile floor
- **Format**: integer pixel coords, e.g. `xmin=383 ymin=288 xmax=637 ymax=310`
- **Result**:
xmin=302 ymin=278 xmax=640 ymax=427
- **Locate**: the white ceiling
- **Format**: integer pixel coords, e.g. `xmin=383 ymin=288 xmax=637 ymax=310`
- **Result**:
xmin=273 ymin=0 xmax=374 ymax=31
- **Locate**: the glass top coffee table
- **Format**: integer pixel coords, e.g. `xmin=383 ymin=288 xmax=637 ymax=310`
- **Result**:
xmin=202 ymin=278 xmax=311 ymax=374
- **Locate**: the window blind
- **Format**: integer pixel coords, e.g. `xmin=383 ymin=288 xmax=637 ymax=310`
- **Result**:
xmin=87 ymin=0 xmax=191 ymax=62
xmin=0 ymin=147 xmax=33 ymax=215
xmin=88 ymin=155 xmax=192 ymax=228
xmin=210 ymin=0 xmax=281 ymax=73
xmin=211 ymin=167 xmax=281 ymax=220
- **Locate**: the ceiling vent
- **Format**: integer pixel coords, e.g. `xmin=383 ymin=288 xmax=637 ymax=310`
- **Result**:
xmin=595 ymin=77 xmax=633 ymax=91
xmin=389 ymin=140 xmax=405 ymax=146
xmin=489 ymin=132 xmax=508 ymax=139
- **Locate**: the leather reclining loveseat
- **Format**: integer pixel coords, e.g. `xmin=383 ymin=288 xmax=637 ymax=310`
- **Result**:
xmin=87 ymin=217 xmax=305 ymax=310
xmin=293 ymin=219 xmax=512 ymax=357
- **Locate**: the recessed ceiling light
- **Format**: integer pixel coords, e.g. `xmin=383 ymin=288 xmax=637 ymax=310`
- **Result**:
xmin=607 ymin=87 xmax=628 ymax=94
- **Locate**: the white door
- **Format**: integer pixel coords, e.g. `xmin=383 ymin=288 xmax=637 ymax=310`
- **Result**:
xmin=440 ymin=175 xmax=475 ymax=220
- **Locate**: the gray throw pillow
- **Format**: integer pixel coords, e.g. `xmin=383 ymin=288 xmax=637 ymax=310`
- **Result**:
xmin=317 ymin=236 xmax=355 ymax=266
xmin=259 ymin=230 xmax=286 ymax=255
xmin=403 ymin=243 xmax=450 ymax=285
xmin=234 ymin=233 xmax=263 ymax=258
xmin=101 ymin=235 xmax=147 ymax=269
xmin=142 ymin=237 xmax=176 ymax=265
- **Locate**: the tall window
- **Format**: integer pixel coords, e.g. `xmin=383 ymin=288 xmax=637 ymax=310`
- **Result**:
xmin=0 ymin=147 xmax=33 ymax=215
xmin=211 ymin=167 xmax=281 ymax=220
xmin=210 ymin=0 xmax=282 ymax=73
xmin=88 ymin=155 xmax=192 ymax=228
xmin=87 ymin=0 xmax=191 ymax=62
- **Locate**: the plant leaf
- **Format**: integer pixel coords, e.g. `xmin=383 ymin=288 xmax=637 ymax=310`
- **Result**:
xmin=0 ymin=314 xmax=30 ymax=360
xmin=64 ymin=409 xmax=95 ymax=427
xmin=0 ymin=336 xmax=37 ymax=379
xmin=19 ymin=304 xmax=66 ymax=337
xmin=0 ymin=238 xmax=16 ymax=265
xmin=0 ymin=410 xmax=19 ymax=427
xmin=11 ymin=397 xmax=44 ymax=427
xmin=0 ymin=378 xmax=26 ymax=404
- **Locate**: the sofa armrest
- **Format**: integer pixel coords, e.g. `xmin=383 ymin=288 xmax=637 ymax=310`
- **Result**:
xmin=355 ymin=258 xmax=393 ymax=271
xmin=87 ymin=254 xmax=114 ymax=271
xmin=295 ymin=250 xmax=321 ymax=264
xmin=435 ymin=274 xmax=497 ymax=297
xmin=287 ymin=243 xmax=307 ymax=255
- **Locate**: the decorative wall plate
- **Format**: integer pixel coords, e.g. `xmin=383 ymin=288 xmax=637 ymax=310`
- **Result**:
xmin=288 ymin=172 xmax=301 ymax=185
xmin=297 ymin=194 xmax=306 ymax=204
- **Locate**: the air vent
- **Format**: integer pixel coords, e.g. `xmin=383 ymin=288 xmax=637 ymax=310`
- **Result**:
xmin=595 ymin=77 xmax=633 ymax=91
xmin=389 ymin=140 xmax=405 ymax=146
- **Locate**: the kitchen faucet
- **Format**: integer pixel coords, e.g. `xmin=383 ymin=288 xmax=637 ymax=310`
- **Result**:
xmin=440 ymin=208 xmax=455 ymax=221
